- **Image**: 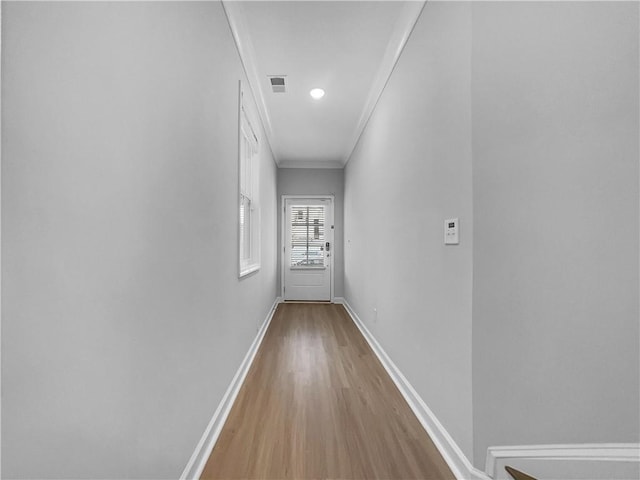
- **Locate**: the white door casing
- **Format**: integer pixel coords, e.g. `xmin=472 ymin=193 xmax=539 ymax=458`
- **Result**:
xmin=282 ymin=196 xmax=333 ymax=301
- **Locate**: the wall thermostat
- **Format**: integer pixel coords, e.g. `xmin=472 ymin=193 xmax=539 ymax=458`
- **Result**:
xmin=444 ymin=218 xmax=459 ymax=245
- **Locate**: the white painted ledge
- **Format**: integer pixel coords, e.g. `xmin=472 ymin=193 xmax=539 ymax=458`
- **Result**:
xmin=486 ymin=444 xmax=640 ymax=480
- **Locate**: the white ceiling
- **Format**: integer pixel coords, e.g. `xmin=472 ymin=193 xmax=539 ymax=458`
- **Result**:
xmin=223 ymin=1 xmax=425 ymax=168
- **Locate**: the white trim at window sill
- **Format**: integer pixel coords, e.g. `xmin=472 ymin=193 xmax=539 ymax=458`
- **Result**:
xmin=239 ymin=264 xmax=260 ymax=278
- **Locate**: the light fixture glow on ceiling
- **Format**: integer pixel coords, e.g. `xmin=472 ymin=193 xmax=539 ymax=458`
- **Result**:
xmin=309 ymin=88 xmax=325 ymax=100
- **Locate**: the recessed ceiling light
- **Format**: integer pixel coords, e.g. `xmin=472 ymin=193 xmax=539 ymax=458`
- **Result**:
xmin=310 ymin=88 xmax=325 ymax=100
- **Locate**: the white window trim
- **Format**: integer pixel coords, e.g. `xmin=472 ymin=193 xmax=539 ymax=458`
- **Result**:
xmin=238 ymin=83 xmax=261 ymax=278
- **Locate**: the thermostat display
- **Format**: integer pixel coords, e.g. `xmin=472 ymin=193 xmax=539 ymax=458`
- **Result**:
xmin=444 ymin=218 xmax=459 ymax=245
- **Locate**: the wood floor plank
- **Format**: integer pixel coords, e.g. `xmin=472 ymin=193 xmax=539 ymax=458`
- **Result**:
xmin=200 ymin=303 xmax=455 ymax=480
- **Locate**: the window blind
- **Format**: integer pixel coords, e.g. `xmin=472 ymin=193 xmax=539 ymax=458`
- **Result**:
xmin=289 ymin=205 xmax=325 ymax=267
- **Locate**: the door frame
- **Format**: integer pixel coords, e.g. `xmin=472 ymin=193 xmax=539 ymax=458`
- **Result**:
xmin=281 ymin=194 xmax=335 ymax=302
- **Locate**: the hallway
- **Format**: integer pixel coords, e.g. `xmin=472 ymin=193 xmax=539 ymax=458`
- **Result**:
xmin=201 ymin=303 xmax=454 ymax=480
xmin=1 ymin=1 xmax=638 ymax=479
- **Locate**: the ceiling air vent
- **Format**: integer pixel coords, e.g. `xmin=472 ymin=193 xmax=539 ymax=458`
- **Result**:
xmin=269 ymin=76 xmax=286 ymax=93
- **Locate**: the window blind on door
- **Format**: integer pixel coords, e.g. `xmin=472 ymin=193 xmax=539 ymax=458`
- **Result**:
xmin=290 ymin=205 xmax=325 ymax=267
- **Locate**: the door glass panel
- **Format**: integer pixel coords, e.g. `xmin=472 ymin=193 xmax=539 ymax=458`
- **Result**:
xmin=290 ymin=205 xmax=325 ymax=267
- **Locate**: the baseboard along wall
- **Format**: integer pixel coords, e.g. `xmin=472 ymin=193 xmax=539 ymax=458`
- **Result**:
xmin=179 ymin=297 xmax=281 ymax=480
xmin=341 ymin=300 xmax=490 ymax=480
xmin=342 ymin=300 xmax=640 ymax=480
xmin=180 ymin=297 xmax=637 ymax=480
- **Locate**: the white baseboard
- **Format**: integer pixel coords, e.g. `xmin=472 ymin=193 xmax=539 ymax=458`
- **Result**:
xmin=179 ymin=298 xmax=280 ymax=480
xmin=179 ymin=298 xmax=636 ymax=480
xmin=341 ymin=300 xmax=490 ymax=480
xmin=486 ymin=444 xmax=640 ymax=480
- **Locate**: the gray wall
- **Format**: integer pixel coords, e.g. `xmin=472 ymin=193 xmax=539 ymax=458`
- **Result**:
xmin=344 ymin=2 xmax=474 ymax=459
xmin=471 ymin=1 xmax=640 ymax=466
xmin=2 ymin=2 xmax=278 ymax=478
xmin=3 ymin=1 xmax=638 ymax=478
xmin=277 ymin=168 xmax=345 ymax=297
xmin=344 ymin=0 xmax=639 ymax=469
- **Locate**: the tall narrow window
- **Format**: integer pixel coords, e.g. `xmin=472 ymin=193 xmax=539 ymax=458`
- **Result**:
xmin=239 ymin=89 xmax=260 ymax=277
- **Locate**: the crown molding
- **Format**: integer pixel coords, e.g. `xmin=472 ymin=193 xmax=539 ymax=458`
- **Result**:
xmin=342 ymin=0 xmax=426 ymax=167
xmin=224 ymin=0 xmax=426 ymax=169
xmin=222 ymin=1 xmax=281 ymax=166
xmin=278 ymin=159 xmax=345 ymax=170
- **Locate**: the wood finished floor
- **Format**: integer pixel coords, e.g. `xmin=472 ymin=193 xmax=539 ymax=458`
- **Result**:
xmin=201 ymin=303 xmax=455 ymax=480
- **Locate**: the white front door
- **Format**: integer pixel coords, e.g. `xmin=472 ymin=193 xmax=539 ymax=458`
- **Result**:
xmin=283 ymin=197 xmax=333 ymax=301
